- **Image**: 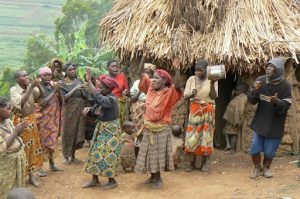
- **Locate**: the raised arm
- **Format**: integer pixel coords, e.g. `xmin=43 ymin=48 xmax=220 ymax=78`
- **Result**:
xmin=172 ymin=58 xmax=181 ymax=89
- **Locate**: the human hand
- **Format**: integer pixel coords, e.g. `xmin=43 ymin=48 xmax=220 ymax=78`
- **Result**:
xmin=172 ymin=58 xmax=181 ymax=69
xmin=123 ymin=89 xmax=130 ymax=97
xmin=53 ymin=82 xmax=61 ymax=91
xmin=53 ymin=70 xmax=59 ymax=77
xmin=210 ymin=78 xmax=218 ymax=84
xmin=30 ymin=78 xmax=41 ymax=88
xmin=192 ymin=89 xmax=197 ymax=97
xmin=75 ymin=84 xmax=85 ymax=91
xmin=82 ymin=107 xmax=91 ymax=116
xmin=86 ymin=68 xmax=92 ymax=82
xmin=254 ymin=81 xmax=262 ymax=90
xmin=270 ymin=93 xmax=278 ymax=104
xmin=15 ymin=121 xmax=29 ymax=135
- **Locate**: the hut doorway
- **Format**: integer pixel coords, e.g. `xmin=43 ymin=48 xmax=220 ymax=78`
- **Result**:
xmin=214 ymin=72 xmax=237 ymax=148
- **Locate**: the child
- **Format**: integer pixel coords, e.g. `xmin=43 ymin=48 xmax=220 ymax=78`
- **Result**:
xmin=120 ymin=121 xmax=136 ymax=171
xmin=171 ymin=125 xmax=184 ymax=169
xmin=223 ymin=83 xmax=249 ymax=155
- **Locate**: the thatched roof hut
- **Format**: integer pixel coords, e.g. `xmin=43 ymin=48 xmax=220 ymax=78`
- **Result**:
xmin=100 ymin=0 xmax=300 ymax=73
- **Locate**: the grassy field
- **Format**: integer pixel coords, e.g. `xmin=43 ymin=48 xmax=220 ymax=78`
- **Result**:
xmin=0 ymin=0 xmax=66 ymax=69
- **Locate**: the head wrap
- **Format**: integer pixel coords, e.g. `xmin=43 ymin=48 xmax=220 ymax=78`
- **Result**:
xmin=39 ymin=67 xmax=52 ymax=75
xmin=63 ymin=62 xmax=76 ymax=72
xmin=98 ymin=74 xmax=119 ymax=89
xmin=266 ymin=58 xmax=285 ymax=85
xmin=144 ymin=63 xmax=156 ymax=71
xmin=155 ymin=69 xmax=173 ymax=87
xmin=195 ymin=59 xmax=208 ymax=69
xmin=50 ymin=58 xmax=63 ymax=70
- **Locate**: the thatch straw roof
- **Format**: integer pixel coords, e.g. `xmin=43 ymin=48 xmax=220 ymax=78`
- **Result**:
xmin=100 ymin=0 xmax=300 ymax=73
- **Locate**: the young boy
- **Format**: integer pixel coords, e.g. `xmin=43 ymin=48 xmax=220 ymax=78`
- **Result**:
xmin=223 ymin=83 xmax=249 ymax=155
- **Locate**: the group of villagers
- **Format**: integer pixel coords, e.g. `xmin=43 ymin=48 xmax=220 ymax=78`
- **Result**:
xmin=0 ymin=55 xmax=292 ymax=197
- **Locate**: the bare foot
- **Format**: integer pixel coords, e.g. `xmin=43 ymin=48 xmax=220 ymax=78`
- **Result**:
xmin=224 ymin=150 xmax=235 ymax=155
xmin=152 ymin=179 xmax=163 ymax=189
xmin=82 ymin=180 xmax=100 ymax=188
xmin=62 ymin=157 xmax=70 ymax=164
xmin=50 ymin=164 xmax=63 ymax=172
xmin=224 ymin=147 xmax=231 ymax=151
xmin=143 ymin=176 xmax=156 ymax=184
xmin=37 ymin=169 xmax=48 ymax=177
xmin=29 ymin=176 xmax=41 ymax=187
xmin=101 ymin=181 xmax=118 ymax=190
xmin=71 ymin=158 xmax=82 ymax=164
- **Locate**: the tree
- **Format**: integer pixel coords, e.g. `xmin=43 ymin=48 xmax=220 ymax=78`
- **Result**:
xmin=27 ymin=24 xmax=116 ymax=79
xmin=54 ymin=0 xmax=114 ymax=49
xmin=24 ymin=34 xmax=57 ymax=73
xmin=0 ymin=67 xmax=17 ymax=96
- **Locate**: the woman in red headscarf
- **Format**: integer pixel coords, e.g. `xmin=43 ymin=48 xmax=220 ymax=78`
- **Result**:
xmin=83 ymin=70 xmax=122 ymax=190
xmin=135 ymin=59 xmax=183 ymax=189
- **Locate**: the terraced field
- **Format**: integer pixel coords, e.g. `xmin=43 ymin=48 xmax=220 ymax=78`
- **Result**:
xmin=0 ymin=0 xmax=65 ymax=68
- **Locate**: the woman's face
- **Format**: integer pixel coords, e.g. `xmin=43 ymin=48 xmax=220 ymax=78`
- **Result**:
xmin=66 ymin=65 xmax=76 ymax=78
xmin=40 ymin=73 xmax=52 ymax=83
xmin=195 ymin=66 xmax=207 ymax=79
xmin=108 ymin=62 xmax=120 ymax=77
xmin=54 ymin=62 xmax=62 ymax=73
xmin=266 ymin=64 xmax=276 ymax=78
xmin=0 ymin=103 xmax=11 ymax=120
xmin=152 ymin=73 xmax=166 ymax=90
xmin=99 ymin=82 xmax=112 ymax=96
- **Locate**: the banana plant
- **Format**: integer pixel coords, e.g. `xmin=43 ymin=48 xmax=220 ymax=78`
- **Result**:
xmin=29 ymin=22 xmax=117 ymax=79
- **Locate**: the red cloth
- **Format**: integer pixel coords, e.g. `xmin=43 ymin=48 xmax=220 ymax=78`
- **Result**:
xmin=155 ymin=69 xmax=173 ymax=87
xmin=139 ymin=74 xmax=183 ymax=124
xmin=111 ymin=73 xmax=129 ymax=98
xmin=98 ymin=74 xmax=119 ymax=89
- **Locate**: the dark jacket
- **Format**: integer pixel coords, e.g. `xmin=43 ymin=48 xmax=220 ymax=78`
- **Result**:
xmin=248 ymin=75 xmax=291 ymax=138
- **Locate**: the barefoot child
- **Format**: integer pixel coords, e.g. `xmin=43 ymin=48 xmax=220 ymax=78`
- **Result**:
xmin=171 ymin=125 xmax=184 ymax=168
xmin=120 ymin=121 xmax=136 ymax=171
xmin=223 ymin=83 xmax=249 ymax=155
xmin=83 ymin=69 xmax=121 ymax=190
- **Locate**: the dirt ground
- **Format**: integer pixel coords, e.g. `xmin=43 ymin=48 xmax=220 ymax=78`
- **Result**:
xmin=27 ymin=147 xmax=300 ymax=199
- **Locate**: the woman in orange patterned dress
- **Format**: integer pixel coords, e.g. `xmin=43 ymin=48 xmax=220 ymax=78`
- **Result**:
xmin=184 ymin=60 xmax=218 ymax=172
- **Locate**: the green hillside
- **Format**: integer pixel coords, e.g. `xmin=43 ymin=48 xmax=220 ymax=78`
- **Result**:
xmin=0 ymin=0 xmax=66 ymax=68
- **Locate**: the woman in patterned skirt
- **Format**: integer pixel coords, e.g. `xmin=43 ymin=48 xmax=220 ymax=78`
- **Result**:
xmin=83 ymin=69 xmax=121 ymax=190
xmin=0 ymin=97 xmax=27 ymax=199
xmin=184 ymin=60 xmax=218 ymax=172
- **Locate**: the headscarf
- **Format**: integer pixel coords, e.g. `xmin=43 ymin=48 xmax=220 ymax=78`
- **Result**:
xmin=144 ymin=63 xmax=156 ymax=71
xmin=50 ymin=58 xmax=63 ymax=70
xmin=155 ymin=69 xmax=173 ymax=87
xmin=39 ymin=67 xmax=52 ymax=75
xmin=63 ymin=62 xmax=76 ymax=72
xmin=98 ymin=74 xmax=119 ymax=89
xmin=266 ymin=58 xmax=285 ymax=85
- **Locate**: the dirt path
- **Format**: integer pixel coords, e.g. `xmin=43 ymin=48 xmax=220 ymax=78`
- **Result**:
xmin=28 ymin=148 xmax=300 ymax=199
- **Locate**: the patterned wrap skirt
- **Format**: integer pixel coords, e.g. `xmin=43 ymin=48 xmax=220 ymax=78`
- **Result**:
xmin=135 ymin=127 xmax=174 ymax=173
xmin=35 ymin=95 xmax=62 ymax=160
xmin=13 ymin=114 xmax=43 ymax=175
xmin=85 ymin=119 xmax=122 ymax=177
xmin=0 ymin=146 xmax=26 ymax=199
xmin=184 ymin=101 xmax=215 ymax=156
